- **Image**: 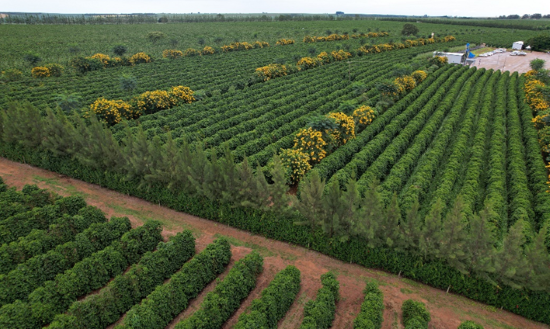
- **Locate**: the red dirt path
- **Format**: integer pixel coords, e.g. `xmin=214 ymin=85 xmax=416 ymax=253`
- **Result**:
xmin=1 ymin=157 xmax=548 ymax=329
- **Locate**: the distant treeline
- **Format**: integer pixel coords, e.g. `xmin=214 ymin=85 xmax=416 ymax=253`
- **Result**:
xmin=380 ymin=17 xmax=550 ymax=30
xmin=0 ymin=13 xmax=397 ymax=25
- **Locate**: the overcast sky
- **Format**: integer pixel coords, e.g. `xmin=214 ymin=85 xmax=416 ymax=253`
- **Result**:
xmin=1 ymin=0 xmax=548 ymax=17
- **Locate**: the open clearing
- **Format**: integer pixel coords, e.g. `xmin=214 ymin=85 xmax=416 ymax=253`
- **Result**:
xmin=1 ymin=156 xmax=547 ymax=329
xmin=472 ymin=51 xmax=550 ymax=73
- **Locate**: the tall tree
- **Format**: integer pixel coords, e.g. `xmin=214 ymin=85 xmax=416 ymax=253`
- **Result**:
xmin=355 ymin=182 xmax=384 ymax=248
xmin=439 ymin=196 xmax=468 ymax=273
xmin=465 ymin=202 xmax=497 ymax=280
xmin=524 ymin=226 xmax=550 ymax=291
xmin=379 ymin=193 xmax=402 ymax=248
xmin=398 ymin=196 xmax=422 ymax=253
xmin=494 ymin=218 xmax=529 ymax=289
xmin=420 ymin=198 xmax=444 ymax=258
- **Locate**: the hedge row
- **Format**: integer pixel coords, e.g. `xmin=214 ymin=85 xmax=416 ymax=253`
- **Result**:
xmin=418 ymin=70 xmax=498 ymax=218
xmin=398 ymin=68 xmax=492 ymax=215
xmin=505 ymin=73 xmax=536 ymax=230
xmin=233 ymin=265 xmax=301 ymax=329
xmin=175 ymin=251 xmax=264 ymax=329
xmin=0 ymin=194 xmax=86 ymax=245
xmin=353 ymin=282 xmax=384 ymax=329
xmin=0 ymin=216 xmax=130 ymax=306
xmin=116 ymin=238 xmax=231 ymax=329
xmin=356 ymin=67 xmax=475 ymax=193
xmin=299 ymin=272 xmax=339 ymax=329
xmin=402 ymin=299 xmax=430 ymax=329
xmin=517 ymin=77 xmax=550 ymax=230
xmin=49 ymin=230 xmax=196 ymax=329
xmin=1 ymin=143 xmax=550 ymax=324
xmin=0 ymin=220 xmax=163 ymax=328
xmin=378 ymin=67 xmax=484 ymax=205
xmin=0 ymin=205 xmax=105 ymax=274
xmin=483 ymin=72 xmax=510 ymax=237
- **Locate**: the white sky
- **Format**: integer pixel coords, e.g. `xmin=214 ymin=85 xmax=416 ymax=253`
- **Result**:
xmin=1 ymin=0 xmax=548 ymax=17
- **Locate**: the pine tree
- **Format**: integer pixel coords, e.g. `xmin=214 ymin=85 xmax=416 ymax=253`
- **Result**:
xmin=240 ymin=163 xmax=271 ymax=210
xmin=186 ymin=143 xmax=209 ymax=196
xmin=123 ymin=127 xmax=154 ymax=183
xmin=398 ymin=196 xmax=422 ymax=253
xmin=293 ymin=170 xmax=325 ymax=234
xmin=356 ymin=182 xmax=383 ymax=248
xmin=337 ymin=177 xmax=360 ymax=242
xmin=269 ymin=155 xmax=290 ymax=214
xmin=465 ymin=203 xmax=497 ymax=281
xmin=379 ymin=193 xmax=402 ymax=248
xmin=439 ymin=196 xmax=468 ymax=273
xmin=322 ymin=180 xmax=342 ymax=238
xmin=494 ymin=218 xmax=529 ymax=289
xmin=524 ymin=226 xmax=550 ymax=291
xmin=41 ymin=108 xmax=76 ymax=157
xmin=420 ymin=198 xmax=444 ymax=258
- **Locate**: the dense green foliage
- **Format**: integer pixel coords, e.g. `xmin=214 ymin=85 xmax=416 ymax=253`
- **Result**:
xmin=0 ymin=216 xmax=131 ymax=306
xmin=175 ymin=251 xmax=263 ymax=329
xmin=0 ymin=205 xmax=105 ymax=274
xmin=233 ymin=265 xmax=301 ymax=329
xmin=116 ymin=238 xmax=232 ymax=329
xmin=402 ymin=299 xmax=431 ymax=329
xmin=0 ymin=220 xmax=162 ymax=328
xmin=299 ymin=272 xmax=339 ymax=329
xmin=526 ymin=35 xmax=550 ymax=51
xmin=353 ymin=282 xmax=384 ymax=329
xmin=48 ymin=231 xmax=196 ymax=329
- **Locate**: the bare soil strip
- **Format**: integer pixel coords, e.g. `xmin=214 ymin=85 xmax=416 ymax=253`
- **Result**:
xmin=0 ymin=157 xmax=547 ymax=329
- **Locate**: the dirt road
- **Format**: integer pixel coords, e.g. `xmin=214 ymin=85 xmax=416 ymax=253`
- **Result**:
xmin=0 ymin=157 xmax=547 ymax=329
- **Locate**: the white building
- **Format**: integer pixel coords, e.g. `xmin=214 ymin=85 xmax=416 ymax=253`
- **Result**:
xmin=512 ymin=41 xmax=524 ymax=50
xmin=433 ymin=52 xmax=464 ymax=64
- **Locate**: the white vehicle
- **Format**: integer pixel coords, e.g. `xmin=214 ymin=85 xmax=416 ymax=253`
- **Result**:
xmin=510 ymin=51 xmax=519 ymax=56
xmin=518 ymin=51 xmax=527 ymax=56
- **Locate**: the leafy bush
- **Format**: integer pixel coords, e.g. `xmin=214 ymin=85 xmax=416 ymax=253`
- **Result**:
xmin=44 ymin=63 xmax=64 ymax=77
xmin=69 ymin=56 xmax=103 ymax=74
xmin=183 ymin=48 xmax=200 ymax=57
xmin=202 ymin=46 xmax=215 ymax=55
xmin=526 ymin=35 xmax=550 ymax=51
xmin=115 ymin=238 xmax=231 ymax=329
xmin=402 ymin=300 xmax=430 ymax=329
xmin=89 ymin=98 xmax=133 ymax=125
xmin=233 ymin=265 xmax=301 ymax=329
xmin=255 ymin=64 xmax=288 ymax=81
xmin=175 ymin=251 xmax=263 ymax=329
xmin=112 ymin=45 xmax=128 ymax=56
xmin=147 ymin=31 xmax=166 ymax=44
xmin=353 ymin=281 xmax=384 ymax=328
xmin=129 ymin=52 xmax=152 ymax=65
xmin=279 ymin=148 xmax=312 ymax=184
xmin=299 ymin=272 xmax=339 ymax=329
xmin=162 ymin=49 xmax=183 ymax=59
xmin=119 ymin=74 xmax=138 ymax=94
xmin=401 ymin=24 xmax=419 ymax=36
xmin=31 ymin=66 xmax=50 ymax=78
xmin=23 ymin=52 xmax=41 ymax=66
xmin=53 ymin=92 xmax=82 ymax=114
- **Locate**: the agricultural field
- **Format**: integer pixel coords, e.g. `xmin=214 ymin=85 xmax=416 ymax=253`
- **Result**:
xmin=1 ymin=18 xmax=550 ymax=328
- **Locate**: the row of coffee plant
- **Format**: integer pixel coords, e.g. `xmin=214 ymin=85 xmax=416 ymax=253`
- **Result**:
xmin=49 ymin=231 xmax=196 ymax=328
xmin=299 ymin=272 xmax=339 ymax=329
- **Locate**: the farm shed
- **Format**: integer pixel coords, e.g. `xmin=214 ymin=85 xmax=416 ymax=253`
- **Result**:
xmin=512 ymin=41 xmax=524 ymax=50
xmin=433 ymin=52 xmax=464 ymax=64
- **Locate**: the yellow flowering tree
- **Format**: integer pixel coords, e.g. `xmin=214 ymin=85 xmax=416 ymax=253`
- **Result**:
xmin=394 ymin=75 xmax=416 ymax=92
xmin=163 ymin=49 xmax=183 ymax=59
xmin=202 ymin=46 xmax=215 ymax=55
xmin=129 ymin=52 xmax=152 ymax=65
xmin=297 ymin=57 xmax=321 ymax=70
xmin=134 ymin=90 xmax=174 ymax=115
xmin=352 ymin=106 xmax=376 ymax=133
xmin=253 ymin=41 xmax=269 ymax=48
xmin=276 ymin=39 xmax=295 ymax=45
xmin=331 ymin=50 xmax=352 ymax=61
xmin=255 ymin=64 xmax=288 ymax=81
xmin=89 ymin=98 xmax=132 ymax=125
xmin=169 ymin=86 xmax=195 ymax=105
xmin=279 ymin=148 xmax=312 ymax=185
xmin=183 ymin=48 xmax=200 ymax=57
xmin=317 ymin=52 xmax=332 ymax=64
xmin=411 ymin=70 xmax=428 ymax=84
xmin=293 ymin=127 xmax=328 ymax=164
xmin=91 ymin=53 xmax=110 ymax=67
xmin=327 ymin=112 xmax=355 ymax=146
xmin=31 ymin=66 xmax=50 ymax=78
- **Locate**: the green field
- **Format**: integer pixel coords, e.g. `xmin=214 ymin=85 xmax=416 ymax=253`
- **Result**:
xmin=1 ymin=18 xmax=550 ymax=327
